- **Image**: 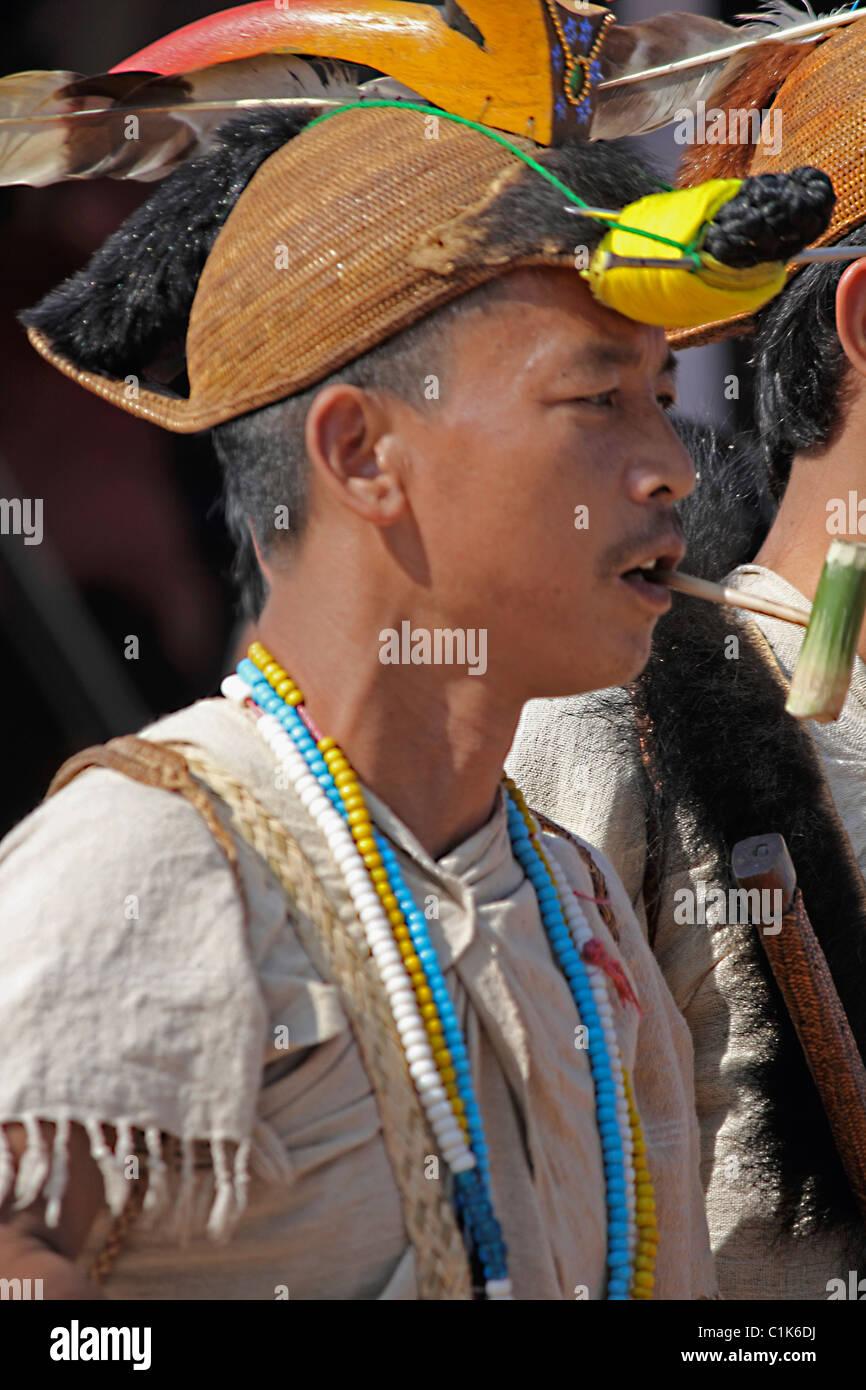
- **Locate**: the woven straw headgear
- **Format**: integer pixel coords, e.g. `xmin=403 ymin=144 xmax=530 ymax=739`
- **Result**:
xmin=25 ymin=105 xmax=588 ymax=433
xmin=668 ymin=22 xmax=866 ymax=350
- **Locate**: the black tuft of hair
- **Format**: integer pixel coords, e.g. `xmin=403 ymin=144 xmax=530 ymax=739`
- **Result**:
xmin=474 ymin=134 xmax=668 ymax=263
xmin=750 ymin=219 xmax=866 ymax=498
xmin=703 ymin=166 xmax=834 ymax=270
xmin=19 ymin=110 xmax=317 ymax=385
xmin=631 ymin=420 xmax=866 ymax=1253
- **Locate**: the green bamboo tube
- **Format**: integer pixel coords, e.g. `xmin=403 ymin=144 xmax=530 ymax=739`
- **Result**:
xmin=786 ymin=540 xmax=866 ymax=722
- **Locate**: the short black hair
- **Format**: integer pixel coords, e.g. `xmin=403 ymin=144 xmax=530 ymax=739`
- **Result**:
xmin=751 ymin=221 xmax=866 ymax=500
xmin=213 ymin=278 xmax=509 ymax=619
xmin=21 ymin=109 xmax=664 ymax=619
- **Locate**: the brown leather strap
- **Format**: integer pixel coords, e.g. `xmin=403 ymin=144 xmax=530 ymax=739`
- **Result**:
xmin=172 ymin=743 xmax=472 ymax=1299
xmin=86 ymin=1173 xmax=149 ymax=1286
xmin=761 ymin=887 xmax=866 ymax=1221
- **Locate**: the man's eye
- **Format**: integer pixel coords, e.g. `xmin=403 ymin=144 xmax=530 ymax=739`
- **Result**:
xmin=657 ymin=393 xmax=676 ymax=413
xmin=577 ymin=390 xmax=616 ymax=407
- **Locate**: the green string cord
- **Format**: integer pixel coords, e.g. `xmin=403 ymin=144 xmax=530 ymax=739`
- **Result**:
xmin=305 ymin=100 xmax=701 ymax=264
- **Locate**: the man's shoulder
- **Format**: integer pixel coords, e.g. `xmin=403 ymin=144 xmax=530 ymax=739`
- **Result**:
xmin=136 ymin=692 xmax=253 ymax=751
xmin=0 ymin=700 xmax=270 ymax=1236
xmin=724 ymin=562 xmax=784 ymax=591
xmin=507 ymin=688 xmax=639 ymax=792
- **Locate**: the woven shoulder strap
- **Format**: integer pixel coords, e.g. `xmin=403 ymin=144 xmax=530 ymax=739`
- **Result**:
xmin=43 ymin=735 xmax=472 ymax=1300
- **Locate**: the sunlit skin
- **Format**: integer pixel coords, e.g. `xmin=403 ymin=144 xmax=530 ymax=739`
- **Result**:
xmin=756 ymin=257 xmax=866 ymax=664
xmin=255 ymin=266 xmax=693 ymax=858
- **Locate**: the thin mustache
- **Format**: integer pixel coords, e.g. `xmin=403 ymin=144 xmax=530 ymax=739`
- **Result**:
xmin=600 ymin=522 xmax=686 ymax=578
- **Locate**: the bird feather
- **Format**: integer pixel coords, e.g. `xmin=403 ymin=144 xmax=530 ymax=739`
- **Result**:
xmin=0 ymin=56 xmax=420 ymax=186
xmin=591 ymin=3 xmax=861 ymax=139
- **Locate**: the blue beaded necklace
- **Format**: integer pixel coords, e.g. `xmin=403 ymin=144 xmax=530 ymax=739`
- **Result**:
xmin=235 ymin=655 xmax=632 ymax=1298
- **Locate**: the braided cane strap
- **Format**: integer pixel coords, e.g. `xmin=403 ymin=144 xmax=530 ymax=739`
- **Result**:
xmin=166 ymin=742 xmax=473 ymax=1300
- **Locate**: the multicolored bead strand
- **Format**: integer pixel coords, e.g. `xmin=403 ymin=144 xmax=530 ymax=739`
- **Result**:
xmin=227 ymin=654 xmax=511 ymax=1296
xmin=224 ymin=673 xmax=469 ymax=1155
xmin=240 ymin=646 xmax=471 ymax=1146
xmin=504 ymin=779 xmax=634 ymax=1299
xmin=527 ymin=807 xmax=639 ymax=1264
xmin=227 ymin=641 xmax=654 ymax=1300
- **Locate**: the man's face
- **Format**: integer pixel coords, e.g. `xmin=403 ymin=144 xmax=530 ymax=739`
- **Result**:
xmin=391 ymin=266 xmax=693 ymax=699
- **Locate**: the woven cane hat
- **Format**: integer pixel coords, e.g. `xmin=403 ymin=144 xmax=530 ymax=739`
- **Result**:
xmin=25 ymin=105 xmax=586 ymax=433
xmin=668 ymin=22 xmax=866 ymax=350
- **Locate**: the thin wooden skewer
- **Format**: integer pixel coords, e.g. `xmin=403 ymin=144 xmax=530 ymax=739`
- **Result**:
xmin=599 ymin=250 xmax=866 ymax=269
xmin=558 ymin=241 xmax=866 ymax=269
xmin=597 ymin=10 xmax=865 ymax=91
xmin=655 ymin=569 xmax=812 ymax=628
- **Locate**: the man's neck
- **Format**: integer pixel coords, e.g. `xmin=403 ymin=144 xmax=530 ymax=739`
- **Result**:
xmin=754 ymin=425 xmax=866 ymax=665
xmin=254 ymin=602 xmax=521 ymax=861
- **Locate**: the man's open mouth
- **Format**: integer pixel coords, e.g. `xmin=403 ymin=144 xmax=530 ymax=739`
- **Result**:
xmin=621 ymin=557 xmax=664 ymax=583
xmin=619 ymin=553 xmax=681 ymax=611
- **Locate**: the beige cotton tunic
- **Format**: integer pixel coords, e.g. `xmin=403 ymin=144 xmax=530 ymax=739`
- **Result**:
xmin=506 ymin=563 xmax=866 ymax=1300
xmin=0 ymin=695 xmax=715 ymax=1300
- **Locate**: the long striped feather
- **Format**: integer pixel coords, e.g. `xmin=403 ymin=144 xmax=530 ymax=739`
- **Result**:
xmin=0 ymin=58 xmax=419 ymax=186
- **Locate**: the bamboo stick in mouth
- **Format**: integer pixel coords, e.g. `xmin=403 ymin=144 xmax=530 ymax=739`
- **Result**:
xmin=656 ymin=546 xmax=866 ymax=723
xmin=653 ymin=568 xmax=812 ymax=628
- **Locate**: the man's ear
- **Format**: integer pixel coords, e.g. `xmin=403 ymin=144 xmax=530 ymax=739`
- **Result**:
xmin=304 ymin=383 xmax=409 ymax=526
xmin=835 ymin=258 xmax=866 ymax=378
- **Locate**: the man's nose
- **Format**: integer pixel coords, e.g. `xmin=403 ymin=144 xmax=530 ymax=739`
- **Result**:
xmin=625 ymin=426 xmax=696 ymax=506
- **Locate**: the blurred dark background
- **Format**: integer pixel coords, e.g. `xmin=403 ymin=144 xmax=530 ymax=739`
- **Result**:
xmin=0 ymin=0 xmax=757 ymax=835
xmin=2 ymin=2 xmax=255 ymax=834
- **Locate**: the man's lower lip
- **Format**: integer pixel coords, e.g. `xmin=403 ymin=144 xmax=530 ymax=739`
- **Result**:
xmin=619 ymin=571 xmax=672 ymax=612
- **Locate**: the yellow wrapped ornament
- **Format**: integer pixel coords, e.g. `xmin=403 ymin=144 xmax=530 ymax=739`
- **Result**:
xmin=583 ymin=179 xmax=788 ymax=328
